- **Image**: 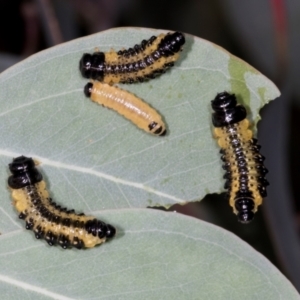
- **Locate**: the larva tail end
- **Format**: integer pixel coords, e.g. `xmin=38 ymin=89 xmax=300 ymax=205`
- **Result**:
xmin=173 ymin=32 xmax=185 ymax=48
xmin=149 ymin=122 xmax=166 ymax=136
xmin=235 ymin=197 xmax=255 ymax=224
xmin=154 ymin=126 xmax=166 ymax=136
xmin=84 ymin=82 xmax=93 ymax=98
xmin=237 ymin=211 xmax=255 ymax=224
xmin=158 ymin=31 xmax=185 ymax=57
xmin=159 ymin=129 xmax=167 ymax=136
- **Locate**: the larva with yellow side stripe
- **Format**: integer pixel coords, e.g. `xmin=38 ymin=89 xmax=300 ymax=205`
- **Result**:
xmin=79 ymin=31 xmax=185 ymax=84
xmin=84 ymin=81 xmax=166 ymax=135
xmin=211 ymin=92 xmax=269 ymax=223
xmin=8 ymin=156 xmax=116 ymax=249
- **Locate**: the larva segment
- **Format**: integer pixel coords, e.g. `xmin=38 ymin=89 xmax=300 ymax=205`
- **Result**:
xmin=79 ymin=31 xmax=185 ymax=84
xmin=211 ymin=92 xmax=269 ymax=223
xmin=8 ymin=156 xmax=116 ymax=249
xmin=84 ymin=81 xmax=166 ymax=135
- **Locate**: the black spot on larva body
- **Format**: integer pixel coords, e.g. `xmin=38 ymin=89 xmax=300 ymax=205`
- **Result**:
xmin=8 ymin=156 xmax=116 ymax=249
xmin=211 ymin=92 xmax=269 ymax=223
xmin=34 ymin=226 xmax=43 ymax=239
xmin=224 ymin=180 xmax=231 ymax=189
xmin=45 ymin=231 xmax=57 ymax=246
xmin=25 ymin=219 xmax=34 ymax=230
xmin=117 ymin=35 xmax=157 ymax=57
xmin=58 ymin=235 xmax=70 ymax=249
xmin=72 ymin=236 xmax=84 ymax=249
xmin=223 ymin=172 xmax=231 ymax=180
xmin=19 ymin=212 xmax=26 ymax=219
xmin=79 ymin=31 xmax=185 ymax=84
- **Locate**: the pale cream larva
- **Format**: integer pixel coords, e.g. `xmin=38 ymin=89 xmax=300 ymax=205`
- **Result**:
xmin=84 ymin=81 xmax=166 ymax=135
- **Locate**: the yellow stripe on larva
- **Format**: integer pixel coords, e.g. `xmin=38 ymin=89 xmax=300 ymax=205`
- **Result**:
xmin=84 ymin=81 xmax=166 ymax=135
xmin=102 ymin=55 xmax=179 ymax=85
xmin=102 ymin=34 xmax=180 ymax=85
xmin=211 ymin=92 xmax=268 ymax=223
xmin=11 ymin=182 xmax=102 ymax=248
xmin=79 ymin=32 xmax=185 ymax=84
xmin=105 ymin=34 xmax=166 ymax=64
xmin=8 ymin=156 xmax=116 ymax=249
xmin=213 ymin=119 xmax=264 ymax=212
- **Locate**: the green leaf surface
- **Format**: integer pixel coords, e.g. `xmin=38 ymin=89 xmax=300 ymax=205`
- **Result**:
xmin=0 ymin=27 xmax=289 ymax=299
xmin=0 ymin=209 xmax=298 ymax=299
xmin=0 ymin=27 xmax=279 ymax=209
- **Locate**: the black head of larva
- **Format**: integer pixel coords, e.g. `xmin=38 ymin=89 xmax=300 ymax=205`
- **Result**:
xmin=211 ymin=92 xmax=247 ymax=127
xmin=234 ymin=195 xmax=255 ymax=224
xmin=8 ymin=156 xmax=43 ymax=189
xmin=106 ymin=224 xmax=116 ymax=238
xmin=79 ymin=52 xmax=105 ymax=80
xmin=84 ymin=82 xmax=93 ymax=98
xmin=9 ymin=156 xmax=35 ymax=174
xmin=157 ymin=32 xmax=185 ymax=57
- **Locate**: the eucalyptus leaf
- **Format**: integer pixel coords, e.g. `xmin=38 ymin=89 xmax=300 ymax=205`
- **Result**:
xmin=0 ymin=27 xmax=289 ymax=299
xmin=0 ymin=27 xmax=279 ymax=210
xmin=0 ymin=209 xmax=298 ymax=299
